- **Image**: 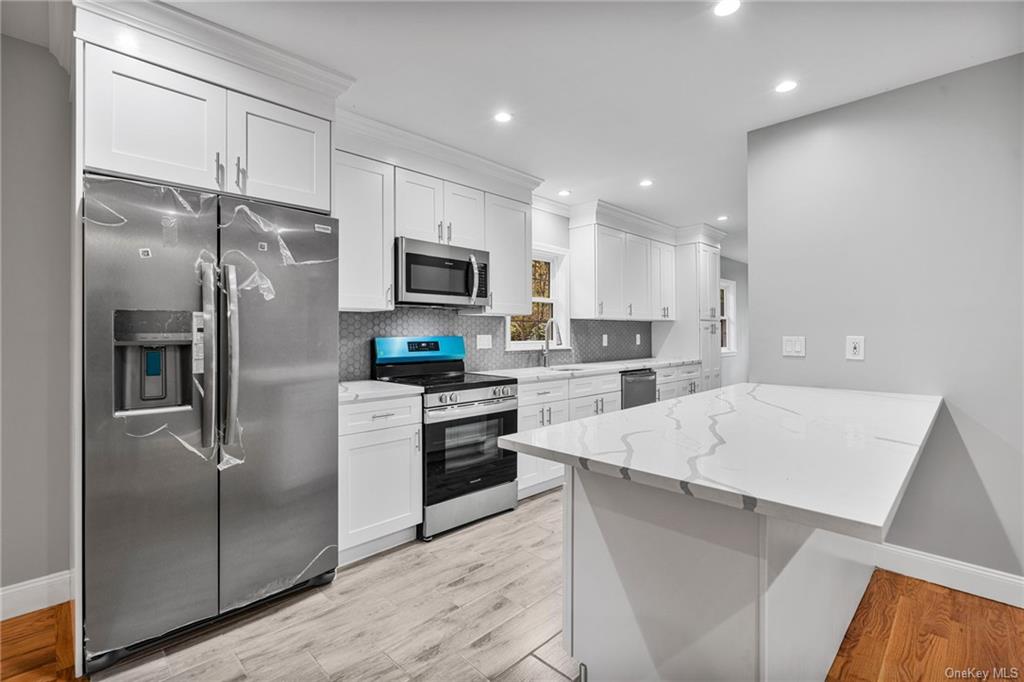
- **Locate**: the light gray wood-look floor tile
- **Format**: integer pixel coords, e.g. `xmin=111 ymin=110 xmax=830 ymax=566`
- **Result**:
xmin=163 ymin=653 xmax=247 ymax=682
xmin=407 ymin=653 xmax=487 ymax=682
xmin=313 ymin=649 xmax=409 ymax=682
xmin=240 ymin=650 xmax=327 ymax=681
xmin=460 ymin=591 xmax=563 ymax=678
xmin=499 ymin=556 xmax=561 ymax=609
xmin=92 ymin=652 xmax=170 ymax=682
xmin=493 ymin=654 xmax=569 ymax=682
xmin=533 ymin=633 xmax=579 ymax=680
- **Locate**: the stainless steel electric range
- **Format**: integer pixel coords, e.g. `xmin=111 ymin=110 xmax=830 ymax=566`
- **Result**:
xmin=371 ymin=336 xmax=518 ymax=540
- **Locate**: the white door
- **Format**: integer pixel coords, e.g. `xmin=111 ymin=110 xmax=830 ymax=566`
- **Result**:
xmin=595 ymin=227 xmax=626 ymax=318
xmin=443 ymin=182 xmax=485 ymax=249
xmin=483 ymin=194 xmax=532 ymax=315
xmin=334 ymin=152 xmax=394 ymax=311
xmin=395 ymin=169 xmax=444 ymax=243
xmin=624 ymin=234 xmax=652 ymax=319
xmin=652 ymin=241 xmax=676 ymax=320
xmin=84 ymin=46 xmax=226 ymax=191
xmin=338 ymin=424 xmax=422 ymax=550
xmin=226 ymin=92 xmax=331 ymax=211
xmin=517 ymin=406 xmax=546 ymax=492
xmin=570 ymin=395 xmax=602 ymax=421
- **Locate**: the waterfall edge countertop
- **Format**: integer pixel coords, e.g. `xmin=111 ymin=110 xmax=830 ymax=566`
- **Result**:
xmin=488 ymin=357 xmax=699 ymax=383
xmin=498 ymin=383 xmax=942 ymax=542
xmin=338 ymin=380 xmax=424 ymax=403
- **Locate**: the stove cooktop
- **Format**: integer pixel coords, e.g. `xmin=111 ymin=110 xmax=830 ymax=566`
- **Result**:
xmin=384 ymin=371 xmax=515 ymax=393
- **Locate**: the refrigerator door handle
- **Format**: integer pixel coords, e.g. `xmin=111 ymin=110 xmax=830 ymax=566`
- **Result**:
xmin=223 ymin=264 xmax=241 ymax=445
xmin=201 ymin=262 xmax=218 ymax=448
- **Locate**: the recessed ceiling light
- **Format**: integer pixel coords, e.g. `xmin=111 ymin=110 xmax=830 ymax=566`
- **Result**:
xmin=493 ymin=111 xmax=513 ymax=123
xmin=558 ymin=189 xmax=572 ymax=197
xmin=717 ymin=215 xmax=728 ymax=222
xmin=774 ymin=80 xmax=798 ymax=94
xmin=713 ymin=0 xmax=741 ymax=17
xmin=639 ymin=179 xmax=653 ymax=187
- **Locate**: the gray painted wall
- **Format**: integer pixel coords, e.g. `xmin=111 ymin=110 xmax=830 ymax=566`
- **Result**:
xmin=748 ymin=54 xmax=1023 ymax=575
xmin=1 ymin=36 xmax=73 ymax=586
xmin=720 ymin=257 xmax=748 ymax=386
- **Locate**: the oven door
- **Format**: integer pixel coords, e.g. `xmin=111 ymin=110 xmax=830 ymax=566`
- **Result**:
xmin=396 ymin=237 xmax=487 ymax=307
xmin=422 ymin=398 xmax=518 ymax=506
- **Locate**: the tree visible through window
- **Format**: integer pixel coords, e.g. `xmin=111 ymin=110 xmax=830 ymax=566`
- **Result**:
xmin=510 ymin=259 xmax=554 ymax=341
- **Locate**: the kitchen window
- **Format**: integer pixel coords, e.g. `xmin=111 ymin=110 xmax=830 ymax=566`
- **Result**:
xmin=720 ymin=279 xmax=737 ymax=356
xmin=507 ymin=247 xmax=570 ymax=351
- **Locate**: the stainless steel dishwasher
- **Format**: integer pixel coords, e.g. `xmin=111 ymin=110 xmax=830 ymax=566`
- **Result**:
xmin=621 ymin=368 xmax=657 ymax=408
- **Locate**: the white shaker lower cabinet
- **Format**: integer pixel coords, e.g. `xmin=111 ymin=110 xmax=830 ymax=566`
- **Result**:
xmin=569 ymin=390 xmax=620 ymax=420
xmin=226 ymin=92 xmax=331 ymax=211
xmin=84 ymin=45 xmax=226 ymax=192
xmin=700 ymin=321 xmax=722 ymax=390
xmin=480 ymin=194 xmax=532 ymax=315
xmin=334 ymin=151 xmax=395 ymax=311
xmin=516 ymin=401 xmax=568 ymax=498
xmin=338 ymin=395 xmax=423 ymax=560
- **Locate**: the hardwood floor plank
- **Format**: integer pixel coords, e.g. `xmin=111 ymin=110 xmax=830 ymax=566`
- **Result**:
xmin=461 ymin=592 xmax=562 ymax=678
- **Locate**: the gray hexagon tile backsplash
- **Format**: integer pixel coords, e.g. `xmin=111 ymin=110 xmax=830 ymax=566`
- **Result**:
xmin=338 ymin=309 xmax=653 ymax=380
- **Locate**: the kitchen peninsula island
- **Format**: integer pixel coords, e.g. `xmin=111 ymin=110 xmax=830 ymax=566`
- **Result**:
xmin=498 ymin=383 xmax=942 ymax=681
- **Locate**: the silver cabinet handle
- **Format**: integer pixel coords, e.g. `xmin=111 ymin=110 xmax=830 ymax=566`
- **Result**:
xmin=437 ymin=220 xmax=444 ymax=242
xmin=598 ymin=301 xmax=604 ymax=315
xmin=488 ymin=292 xmax=493 ymax=308
xmin=223 ymin=264 xmax=241 ymax=446
xmin=372 ymin=412 xmax=397 ymax=420
xmin=546 ymin=406 xmax=552 ymax=424
xmin=593 ymin=398 xmax=599 ymax=415
xmin=656 ymin=388 xmax=661 ymax=401
xmin=599 ymin=397 xmax=605 ymax=413
xmin=539 ymin=407 xmax=545 ymax=425
xmin=536 ymin=391 xmax=551 ymax=396
xmin=469 ymin=253 xmax=479 ymax=305
xmin=235 ymin=156 xmax=246 ymax=193
xmin=385 ymin=284 xmax=392 ymax=306
xmin=447 ymin=222 xmax=452 ymax=243
xmin=627 ymin=303 xmax=632 ymax=316
xmin=200 ymin=262 xmax=218 ymax=448
xmin=414 ymin=429 xmax=420 ymax=450
xmin=214 ymin=152 xmax=223 ymax=188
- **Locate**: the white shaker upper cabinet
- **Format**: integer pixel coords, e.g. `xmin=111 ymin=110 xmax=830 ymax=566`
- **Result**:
xmin=395 ymin=169 xmax=445 ymax=244
xmin=595 ymin=227 xmax=627 ymax=319
xmin=334 ymin=151 xmax=395 ymax=312
xmin=481 ymin=194 xmax=532 ymax=315
xmin=443 ymin=182 xmax=486 ymax=250
xmin=84 ymin=46 xmax=226 ymax=192
xmin=226 ymin=92 xmax=331 ymax=211
xmin=623 ymin=233 xmax=652 ymax=320
xmin=651 ymin=241 xmax=676 ymax=320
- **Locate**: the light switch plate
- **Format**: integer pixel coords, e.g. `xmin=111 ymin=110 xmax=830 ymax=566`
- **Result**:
xmin=476 ymin=334 xmax=492 ymax=350
xmin=846 ymin=336 xmax=865 ymax=360
xmin=635 ymin=333 xmax=642 ymax=345
xmin=782 ymin=336 xmax=806 ymax=357
xmin=602 ymin=334 xmax=608 ymax=347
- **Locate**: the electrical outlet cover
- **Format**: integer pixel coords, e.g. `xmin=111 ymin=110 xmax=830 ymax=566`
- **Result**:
xmin=476 ymin=334 xmax=492 ymax=350
xmin=846 ymin=336 xmax=865 ymax=360
xmin=635 ymin=333 xmax=641 ymax=345
xmin=602 ymin=334 xmax=608 ymax=347
xmin=782 ymin=336 xmax=806 ymax=358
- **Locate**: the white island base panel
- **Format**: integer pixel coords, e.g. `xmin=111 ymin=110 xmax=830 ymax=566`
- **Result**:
xmin=565 ymin=468 xmax=877 ymax=682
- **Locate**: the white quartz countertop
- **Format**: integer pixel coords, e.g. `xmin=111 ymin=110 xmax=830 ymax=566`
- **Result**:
xmin=487 ymin=358 xmax=698 ymax=383
xmin=338 ymin=380 xmax=424 ymax=404
xmin=498 ymin=383 xmax=942 ymax=542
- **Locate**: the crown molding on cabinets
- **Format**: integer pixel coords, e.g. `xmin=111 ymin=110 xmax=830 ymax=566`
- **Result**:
xmin=334 ymin=109 xmax=543 ymax=205
xmin=677 ymin=223 xmax=727 ymax=248
xmin=569 ymin=200 xmax=677 ymax=244
xmin=73 ymin=0 xmax=355 ymax=119
xmin=531 ymin=195 xmax=571 ymax=218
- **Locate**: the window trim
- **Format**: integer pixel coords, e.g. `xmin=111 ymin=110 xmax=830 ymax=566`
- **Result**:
xmin=720 ymin=278 xmax=737 ymax=357
xmin=506 ymin=244 xmax=572 ymax=352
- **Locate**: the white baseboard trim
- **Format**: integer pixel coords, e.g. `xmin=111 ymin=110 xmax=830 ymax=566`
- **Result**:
xmin=0 ymin=570 xmax=72 ymax=620
xmin=876 ymin=543 xmax=1024 ymax=608
xmin=337 ymin=527 xmax=418 ymax=569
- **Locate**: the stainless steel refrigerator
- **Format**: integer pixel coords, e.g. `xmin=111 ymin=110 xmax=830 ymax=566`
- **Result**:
xmin=83 ymin=175 xmax=338 ymax=672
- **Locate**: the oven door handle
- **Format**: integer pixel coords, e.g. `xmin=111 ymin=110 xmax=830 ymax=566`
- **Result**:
xmin=423 ymin=397 xmax=517 ymax=424
xmin=469 ymin=253 xmax=479 ymax=305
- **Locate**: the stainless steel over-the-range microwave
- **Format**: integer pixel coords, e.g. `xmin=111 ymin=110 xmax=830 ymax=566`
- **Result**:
xmin=395 ymin=237 xmax=489 ymax=308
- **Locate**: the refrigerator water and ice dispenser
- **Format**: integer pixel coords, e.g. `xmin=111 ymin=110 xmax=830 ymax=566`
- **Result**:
xmin=113 ymin=309 xmax=193 ymax=412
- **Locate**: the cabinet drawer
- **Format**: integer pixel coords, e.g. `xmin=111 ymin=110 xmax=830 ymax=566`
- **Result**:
xmin=518 ymin=379 xmax=570 ymax=407
xmin=339 ymin=396 xmax=421 ymax=436
xmin=657 ymin=364 xmax=700 ymax=384
xmin=570 ymin=372 xmax=621 ymax=399
xmin=569 ymin=390 xmax=620 ymax=419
